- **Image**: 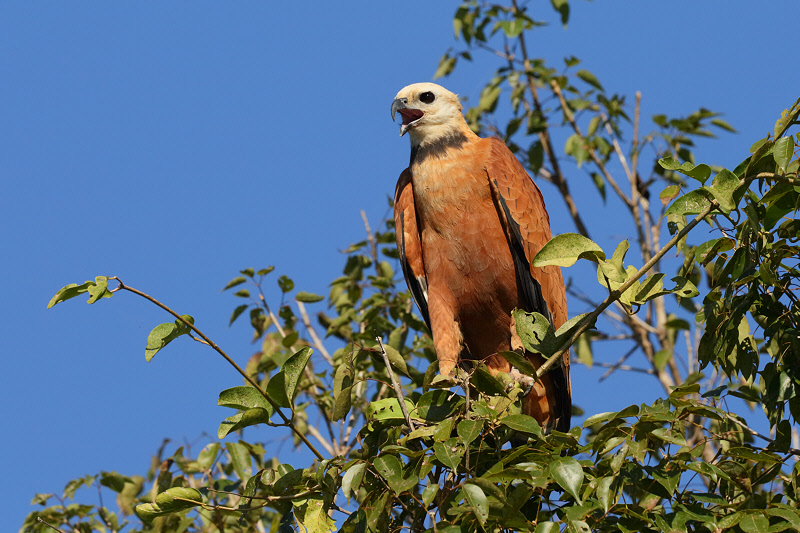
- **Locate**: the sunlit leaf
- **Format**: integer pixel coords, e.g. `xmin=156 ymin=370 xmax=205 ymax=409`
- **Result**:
xmin=462 ymin=483 xmax=489 ymax=526
xmin=533 ymin=233 xmax=605 ymax=267
xmin=550 ymin=456 xmax=584 ymax=503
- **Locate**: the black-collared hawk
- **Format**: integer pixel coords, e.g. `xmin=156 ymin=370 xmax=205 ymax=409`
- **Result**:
xmin=390 ymin=82 xmax=571 ymax=432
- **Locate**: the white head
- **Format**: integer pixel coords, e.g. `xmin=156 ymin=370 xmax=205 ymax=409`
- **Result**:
xmin=390 ymin=82 xmax=473 ymax=147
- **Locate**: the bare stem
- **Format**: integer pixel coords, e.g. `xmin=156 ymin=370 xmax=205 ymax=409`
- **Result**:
xmin=297 ymin=300 xmax=333 ymax=365
xmin=37 ymin=518 xmax=65 ymax=533
xmin=361 ymin=210 xmax=380 ymax=268
xmin=376 ymin=336 xmax=416 ymax=431
xmin=510 ymin=0 xmax=590 ymax=238
xmin=725 ymin=414 xmax=800 ymax=456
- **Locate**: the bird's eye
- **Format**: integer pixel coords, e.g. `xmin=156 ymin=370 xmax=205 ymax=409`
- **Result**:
xmin=419 ymin=91 xmax=435 ymax=104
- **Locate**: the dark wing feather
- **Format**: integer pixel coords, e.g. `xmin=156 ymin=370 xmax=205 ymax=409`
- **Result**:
xmin=394 ymin=169 xmax=431 ymax=330
xmin=484 ymin=138 xmax=572 ymax=432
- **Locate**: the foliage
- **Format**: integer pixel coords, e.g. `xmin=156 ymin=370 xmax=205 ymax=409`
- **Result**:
xmin=26 ymin=2 xmax=800 ymax=532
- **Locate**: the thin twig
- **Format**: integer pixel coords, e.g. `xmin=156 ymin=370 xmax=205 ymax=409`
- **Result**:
xmin=108 ymin=278 xmax=325 ymax=461
xmin=593 ymin=361 xmax=655 ymax=376
xmin=536 ymin=199 xmax=719 ymax=379
xmin=37 ymin=518 xmax=65 ymax=533
xmin=361 ymin=210 xmax=380 ymax=268
xmin=597 ymin=345 xmax=640 ymax=382
xmin=376 ymin=336 xmax=415 ymax=431
xmin=725 ymin=414 xmax=800 ymax=456
xmin=510 ymin=0 xmax=590 ymax=238
xmin=297 ymin=301 xmax=333 ymax=365
xmin=550 ymin=80 xmax=632 ymax=209
xmin=306 ymin=424 xmax=336 ymax=456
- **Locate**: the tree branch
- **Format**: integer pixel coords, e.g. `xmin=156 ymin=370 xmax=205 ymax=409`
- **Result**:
xmin=536 ymin=200 xmax=719 ymax=379
xmin=376 ymin=336 xmax=415 ymax=431
xmin=109 ymin=278 xmax=326 ymax=461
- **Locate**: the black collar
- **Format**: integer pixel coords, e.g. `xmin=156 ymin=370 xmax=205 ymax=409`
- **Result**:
xmin=410 ymin=132 xmax=468 ymax=166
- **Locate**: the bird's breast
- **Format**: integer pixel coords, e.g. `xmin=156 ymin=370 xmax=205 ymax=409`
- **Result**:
xmin=411 ymin=153 xmax=518 ymax=309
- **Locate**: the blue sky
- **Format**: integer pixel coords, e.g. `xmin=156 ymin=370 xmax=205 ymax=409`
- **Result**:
xmin=2 ymin=2 xmax=798 ymax=530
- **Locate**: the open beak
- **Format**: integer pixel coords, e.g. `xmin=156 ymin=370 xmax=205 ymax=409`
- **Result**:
xmin=391 ymin=98 xmax=424 ymax=137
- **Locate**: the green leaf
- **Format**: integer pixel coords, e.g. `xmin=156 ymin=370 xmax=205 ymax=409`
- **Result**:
xmin=282 ymin=346 xmax=313 ymax=405
xmin=660 ymin=185 xmax=681 ymax=206
xmin=218 ymin=386 xmax=273 ymax=411
xmin=48 ymin=277 xmax=113 ymax=308
xmin=550 ymin=0 xmax=570 ymax=27
xmin=512 ymin=309 xmax=558 ymax=356
xmin=670 ymin=276 xmax=699 ymax=298
xmin=433 ymin=438 xmax=463 ymax=471
xmin=229 ymin=303 xmax=248 ymax=326
xmin=457 ymin=419 xmax=483 ymax=445
xmin=533 ymin=233 xmax=605 ymax=267
xmin=227 ymin=442 xmax=252 ymax=481
xmin=634 ymin=273 xmax=665 ymax=303
xmin=658 ymin=157 xmax=712 ymax=183
xmin=145 ymin=315 xmax=194 ymax=361
xmin=86 ymin=276 xmax=112 ymax=304
xmin=711 ymin=118 xmax=737 ymax=133
xmin=381 ymin=343 xmax=410 ymax=377
xmin=218 ymin=408 xmax=272 ymax=438
xmin=433 ymin=52 xmax=457 ymax=80
xmin=294 ymin=496 xmax=336 ymax=533
xmin=595 ymin=476 xmax=614 ymax=513
xmin=196 ymin=443 xmax=220 ymax=470
xmin=295 ymin=291 xmax=324 ymax=303
xmin=773 ymin=135 xmax=795 ymax=170
xmin=342 ymin=463 xmax=366 ymax=503
xmin=576 ymin=69 xmax=603 ymax=91
xmin=534 ymin=522 xmax=559 ymax=533
xmin=433 ymin=417 xmax=455 ymax=442
xmin=528 ymin=141 xmax=544 ymax=174
xmin=498 ymin=351 xmax=537 ymax=376
xmin=332 ymin=363 xmax=354 ymax=421
xmin=738 ymin=512 xmax=769 ymax=533
xmin=99 ymin=471 xmax=129 ymax=493
xmin=462 ymin=483 xmax=489 ymax=526
xmin=665 ymin=189 xmax=714 ymax=216
xmin=368 ymin=398 xmax=418 ymax=421
xmin=374 ymin=455 xmax=406 ymax=494
xmin=706 ymin=168 xmax=740 ymax=211
xmin=479 ymin=83 xmax=502 ymax=112
xmin=582 ymin=411 xmax=617 ymax=428
xmin=417 ymin=390 xmax=463 ymax=422
xmin=48 ymin=281 xmax=93 ymax=308
xmin=565 ymin=134 xmax=589 ymax=167
xmin=222 ymin=276 xmax=247 ymax=291
xmin=550 ymin=456 xmax=584 ymax=503
xmin=501 ymin=414 xmax=543 ymax=438
xmin=135 ymin=487 xmax=203 ymax=523
xmin=499 ymin=18 xmax=525 ymax=38
xmin=277 ymin=275 xmax=294 ymax=293
xmin=422 ymin=484 xmax=439 ymax=507
xmin=265 ymin=371 xmax=290 ymax=409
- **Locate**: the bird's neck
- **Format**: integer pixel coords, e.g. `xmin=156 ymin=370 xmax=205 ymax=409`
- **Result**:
xmin=409 ymin=123 xmax=477 ymax=166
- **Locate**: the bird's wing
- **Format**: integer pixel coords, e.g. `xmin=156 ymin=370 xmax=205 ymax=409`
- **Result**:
xmin=394 ymin=169 xmax=431 ymax=330
xmin=484 ymin=137 xmax=572 ymax=431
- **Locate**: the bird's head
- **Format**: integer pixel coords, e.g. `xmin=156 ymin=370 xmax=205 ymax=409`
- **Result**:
xmin=391 ymin=82 xmax=472 ymax=146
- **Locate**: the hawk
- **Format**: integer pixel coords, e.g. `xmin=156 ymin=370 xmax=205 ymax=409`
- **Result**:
xmin=391 ymin=82 xmax=571 ymax=432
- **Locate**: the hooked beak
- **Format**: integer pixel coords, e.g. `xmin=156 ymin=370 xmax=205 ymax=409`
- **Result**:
xmin=391 ymin=97 xmax=424 ymax=137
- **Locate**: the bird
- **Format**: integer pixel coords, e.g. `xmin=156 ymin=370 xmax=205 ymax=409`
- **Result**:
xmin=390 ymin=82 xmax=571 ymax=432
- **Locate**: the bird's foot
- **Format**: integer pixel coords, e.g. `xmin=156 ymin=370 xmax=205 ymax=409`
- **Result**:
xmin=508 ymin=368 xmax=536 ymax=397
